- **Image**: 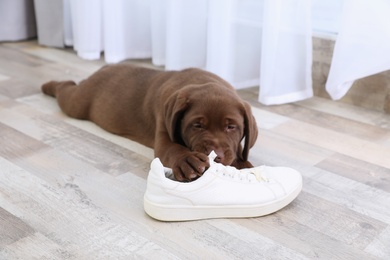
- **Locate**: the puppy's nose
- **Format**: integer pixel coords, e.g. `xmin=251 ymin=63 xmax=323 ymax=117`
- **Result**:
xmin=214 ymin=152 xmax=224 ymax=163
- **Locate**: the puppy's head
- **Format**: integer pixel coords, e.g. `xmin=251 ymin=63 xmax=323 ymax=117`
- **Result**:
xmin=164 ymin=84 xmax=258 ymax=166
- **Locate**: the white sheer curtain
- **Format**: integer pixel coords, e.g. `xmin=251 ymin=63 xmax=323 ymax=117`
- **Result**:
xmin=0 ymin=0 xmax=36 ymax=41
xmin=206 ymin=0 xmax=263 ymax=89
xmin=57 ymin=0 xmax=390 ymax=105
xmin=325 ymin=0 xmax=390 ymax=100
xmin=64 ymin=0 xmax=268 ymax=87
xmin=62 ymin=0 xmax=311 ymax=104
xmin=259 ymin=0 xmax=312 ymax=105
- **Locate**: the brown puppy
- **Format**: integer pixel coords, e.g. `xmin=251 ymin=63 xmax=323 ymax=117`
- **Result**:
xmin=42 ymin=64 xmax=258 ymax=181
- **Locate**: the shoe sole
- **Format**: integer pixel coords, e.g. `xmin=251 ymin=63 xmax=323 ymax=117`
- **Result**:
xmin=144 ymin=182 xmax=302 ymax=221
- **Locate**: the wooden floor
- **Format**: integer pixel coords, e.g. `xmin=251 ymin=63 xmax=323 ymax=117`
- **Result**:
xmin=1 ymin=41 xmax=390 ymax=259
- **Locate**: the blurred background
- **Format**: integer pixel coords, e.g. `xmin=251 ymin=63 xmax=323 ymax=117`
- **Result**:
xmin=1 ymin=0 xmax=389 ymax=109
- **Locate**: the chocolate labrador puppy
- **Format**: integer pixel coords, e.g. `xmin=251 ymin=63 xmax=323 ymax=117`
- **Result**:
xmin=42 ymin=64 xmax=258 ymax=181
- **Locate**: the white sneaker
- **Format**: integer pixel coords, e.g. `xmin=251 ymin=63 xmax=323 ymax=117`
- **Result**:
xmin=144 ymin=151 xmax=302 ymax=221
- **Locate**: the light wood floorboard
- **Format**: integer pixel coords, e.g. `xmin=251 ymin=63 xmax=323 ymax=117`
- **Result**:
xmin=1 ymin=41 xmax=390 ymax=259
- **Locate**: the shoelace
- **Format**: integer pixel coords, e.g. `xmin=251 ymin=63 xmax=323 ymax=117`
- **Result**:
xmin=208 ymin=151 xmax=269 ymax=182
xmin=211 ymin=161 xmax=269 ymax=183
xmin=249 ymin=167 xmax=269 ymax=182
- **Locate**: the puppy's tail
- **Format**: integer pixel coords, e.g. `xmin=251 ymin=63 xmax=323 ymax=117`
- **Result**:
xmin=41 ymin=80 xmax=76 ymax=97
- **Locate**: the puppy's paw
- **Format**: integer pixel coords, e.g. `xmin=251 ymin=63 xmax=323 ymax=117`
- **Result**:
xmin=41 ymin=80 xmax=76 ymax=97
xmin=172 ymin=152 xmax=210 ymax=182
xmin=41 ymin=81 xmax=60 ymax=97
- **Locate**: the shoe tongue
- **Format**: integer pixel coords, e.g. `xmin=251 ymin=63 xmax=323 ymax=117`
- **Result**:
xmin=208 ymin=150 xmax=218 ymax=165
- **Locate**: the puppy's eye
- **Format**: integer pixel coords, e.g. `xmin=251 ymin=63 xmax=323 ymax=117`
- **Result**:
xmin=227 ymin=125 xmax=237 ymax=131
xmin=193 ymin=123 xmax=203 ymax=129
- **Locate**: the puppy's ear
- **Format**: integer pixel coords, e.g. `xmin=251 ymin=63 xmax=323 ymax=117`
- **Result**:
xmin=241 ymin=102 xmax=258 ymax=161
xmin=164 ymin=91 xmax=189 ymax=142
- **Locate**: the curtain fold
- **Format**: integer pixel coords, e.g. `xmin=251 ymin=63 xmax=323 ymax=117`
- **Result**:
xmin=259 ymin=0 xmax=313 ymax=105
xmin=63 ymin=0 xmax=73 ymax=46
xmin=69 ymin=0 xmax=102 ymax=60
xmin=207 ymin=0 xmax=263 ymax=89
xmin=103 ymin=0 xmax=152 ymax=63
xmin=150 ymin=0 xmax=167 ymax=66
xmin=206 ymin=0 xmax=234 ymax=82
xmin=34 ymin=0 xmax=64 ymax=47
xmin=164 ymin=0 xmax=208 ymax=70
xmin=0 ymin=0 xmax=36 ymax=41
xmin=325 ymin=0 xmax=390 ymax=100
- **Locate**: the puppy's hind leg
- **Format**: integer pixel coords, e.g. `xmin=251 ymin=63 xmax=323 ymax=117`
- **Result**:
xmin=41 ymin=80 xmax=90 ymax=120
xmin=41 ymin=80 xmax=75 ymax=97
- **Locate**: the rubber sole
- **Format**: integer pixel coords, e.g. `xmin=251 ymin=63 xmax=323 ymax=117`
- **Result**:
xmin=144 ymin=182 xmax=302 ymax=221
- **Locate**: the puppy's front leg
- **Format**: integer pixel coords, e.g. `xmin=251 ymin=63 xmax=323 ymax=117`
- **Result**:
xmin=154 ymin=133 xmax=209 ymax=182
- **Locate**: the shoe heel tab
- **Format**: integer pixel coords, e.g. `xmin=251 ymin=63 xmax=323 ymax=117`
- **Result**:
xmin=150 ymin=158 xmax=175 ymax=180
xmin=150 ymin=157 xmax=163 ymax=173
